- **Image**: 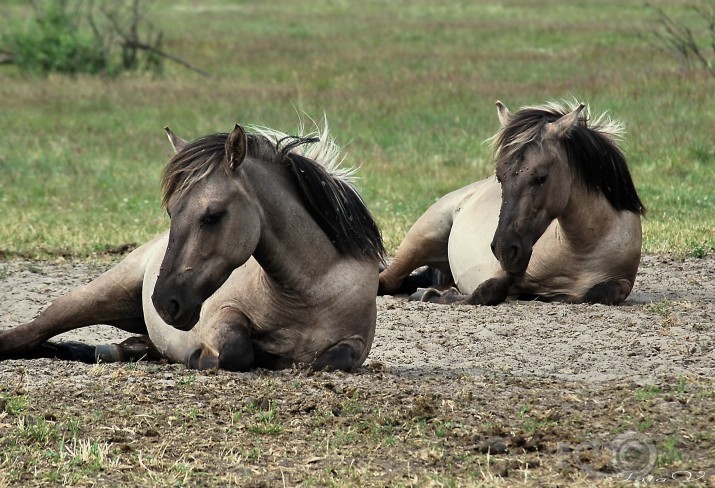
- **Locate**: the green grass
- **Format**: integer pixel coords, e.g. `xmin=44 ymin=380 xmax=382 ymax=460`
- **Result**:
xmin=1 ymin=0 xmax=713 ymax=258
xmin=3 ymin=394 xmax=29 ymax=415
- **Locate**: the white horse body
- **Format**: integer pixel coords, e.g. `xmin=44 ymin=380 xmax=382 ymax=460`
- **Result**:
xmin=446 ymin=177 xmax=502 ymax=293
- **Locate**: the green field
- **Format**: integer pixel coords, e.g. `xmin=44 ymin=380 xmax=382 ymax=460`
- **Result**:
xmin=1 ymin=0 xmax=713 ymax=259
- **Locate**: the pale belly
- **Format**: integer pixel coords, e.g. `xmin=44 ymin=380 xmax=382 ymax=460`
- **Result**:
xmin=447 ymin=177 xmax=503 ymax=294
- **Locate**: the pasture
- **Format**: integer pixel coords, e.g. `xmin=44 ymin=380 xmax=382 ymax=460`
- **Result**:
xmin=0 ymin=0 xmax=714 ymax=486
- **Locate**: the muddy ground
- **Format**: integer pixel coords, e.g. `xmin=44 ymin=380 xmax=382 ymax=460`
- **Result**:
xmin=0 ymin=254 xmax=714 ymax=486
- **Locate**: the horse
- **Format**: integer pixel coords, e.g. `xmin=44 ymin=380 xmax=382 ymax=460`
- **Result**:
xmin=379 ymin=100 xmax=645 ymax=306
xmin=0 ymin=119 xmax=385 ymax=371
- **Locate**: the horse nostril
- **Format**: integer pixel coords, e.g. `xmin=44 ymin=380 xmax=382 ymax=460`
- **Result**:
xmin=509 ymin=244 xmax=521 ymax=262
xmin=153 ymin=292 xmax=183 ymax=322
xmin=167 ymin=299 xmax=182 ymax=320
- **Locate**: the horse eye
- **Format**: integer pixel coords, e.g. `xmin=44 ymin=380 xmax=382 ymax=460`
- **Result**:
xmin=201 ymin=211 xmax=225 ymax=226
xmin=531 ymin=175 xmax=548 ymax=187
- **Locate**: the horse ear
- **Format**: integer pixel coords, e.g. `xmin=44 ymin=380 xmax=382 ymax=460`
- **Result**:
xmin=165 ymin=127 xmax=189 ymax=154
xmin=495 ymin=100 xmax=512 ymax=127
xmin=545 ymin=103 xmax=586 ymax=139
xmin=225 ymin=124 xmax=247 ymax=171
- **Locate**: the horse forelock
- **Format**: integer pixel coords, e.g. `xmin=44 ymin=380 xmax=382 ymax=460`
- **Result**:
xmin=490 ymin=100 xmax=644 ymax=215
xmin=161 ymin=134 xmax=227 ymax=209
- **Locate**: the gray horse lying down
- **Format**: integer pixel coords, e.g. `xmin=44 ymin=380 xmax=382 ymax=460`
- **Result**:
xmin=380 ymin=100 xmax=645 ymax=306
xmin=0 ymin=121 xmax=384 ymax=371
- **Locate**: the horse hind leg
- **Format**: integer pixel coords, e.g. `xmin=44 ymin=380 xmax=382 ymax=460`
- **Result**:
xmin=410 ymin=286 xmax=464 ymax=303
xmin=0 ymin=340 xmax=97 ymax=363
xmin=378 ymin=196 xmax=456 ymax=295
xmin=388 ymin=266 xmax=453 ymax=296
xmin=583 ymin=279 xmax=632 ymax=305
xmin=6 ymin=335 xmax=161 ymax=364
xmin=0 ymin=244 xmax=152 ymax=359
xmin=95 ymin=336 xmax=162 ymax=363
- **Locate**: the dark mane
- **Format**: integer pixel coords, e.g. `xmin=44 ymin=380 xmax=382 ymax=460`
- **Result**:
xmin=493 ymin=102 xmax=646 ymax=215
xmin=161 ymin=131 xmax=385 ymax=262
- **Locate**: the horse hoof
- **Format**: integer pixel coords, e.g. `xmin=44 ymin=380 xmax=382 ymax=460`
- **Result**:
xmin=420 ymin=288 xmax=444 ymax=302
xmin=409 ymin=287 xmax=443 ymax=302
xmin=409 ymin=288 xmax=428 ymax=301
xmin=95 ymin=344 xmax=123 ymax=363
xmin=185 ymin=346 xmax=219 ymax=370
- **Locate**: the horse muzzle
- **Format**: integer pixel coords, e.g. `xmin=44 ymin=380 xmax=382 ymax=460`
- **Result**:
xmin=490 ymin=237 xmax=532 ymax=277
xmin=151 ymin=290 xmax=201 ymax=331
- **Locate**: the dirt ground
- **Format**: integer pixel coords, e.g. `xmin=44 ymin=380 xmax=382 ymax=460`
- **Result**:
xmin=0 ymin=254 xmax=714 ymax=486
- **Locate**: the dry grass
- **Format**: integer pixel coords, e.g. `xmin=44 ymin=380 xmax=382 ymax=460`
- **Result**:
xmin=1 ymin=361 xmax=714 ymax=486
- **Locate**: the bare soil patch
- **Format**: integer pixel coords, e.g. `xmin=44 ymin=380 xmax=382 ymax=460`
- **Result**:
xmin=0 ymin=254 xmax=714 ymax=486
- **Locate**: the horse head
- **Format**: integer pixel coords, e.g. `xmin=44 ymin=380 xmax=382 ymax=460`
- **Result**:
xmin=490 ymin=101 xmax=585 ymax=276
xmin=152 ymin=125 xmax=261 ymax=330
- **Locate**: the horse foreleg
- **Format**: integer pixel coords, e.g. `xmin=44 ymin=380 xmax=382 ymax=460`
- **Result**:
xmin=184 ymin=308 xmax=254 ymax=371
xmin=583 ymin=279 xmax=633 ymax=305
xmin=413 ymin=274 xmax=514 ymax=306
xmin=463 ymin=275 xmax=514 ymax=305
xmin=310 ymin=342 xmax=360 ymax=372
xmin=528 ymin=279 xmax=633 ymax=305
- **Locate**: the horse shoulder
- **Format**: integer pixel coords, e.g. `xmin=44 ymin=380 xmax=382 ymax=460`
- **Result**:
xmin=587 ymin=210 xmax=642 ymax=284
xmin=521 ymin=210 xmax=642 ymax=299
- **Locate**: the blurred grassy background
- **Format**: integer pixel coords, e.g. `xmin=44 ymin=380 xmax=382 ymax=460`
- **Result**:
xmin=0 ymin=0 xmax=713 ymax=258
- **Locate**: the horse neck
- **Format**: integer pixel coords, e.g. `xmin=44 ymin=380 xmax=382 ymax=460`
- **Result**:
xmin=243 ymin=159 xmax=342 ymax=290
xmin=556 ymin=177 xmax=618 ymax=249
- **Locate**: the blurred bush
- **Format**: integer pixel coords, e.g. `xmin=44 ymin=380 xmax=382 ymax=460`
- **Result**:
xmin=0 ymin=0 xmax=164 ymax=76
